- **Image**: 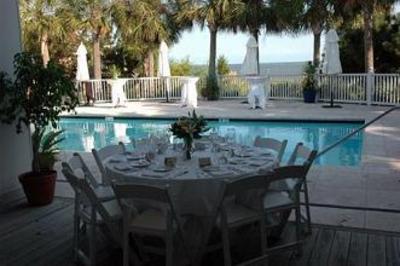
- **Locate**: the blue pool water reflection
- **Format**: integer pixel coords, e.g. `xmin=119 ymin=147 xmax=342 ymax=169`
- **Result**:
xmin=57 ymin=117 xmax=364 ymax=166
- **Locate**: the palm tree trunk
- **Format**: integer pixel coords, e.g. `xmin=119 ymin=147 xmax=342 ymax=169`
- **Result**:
xmin=208 ymin=26 xmax=217 ymax=79
xmin=207 ymin=26 xmax=219 ymax=100
xmin=313 ymin=25 xmax=322 ymax=67
xmin=40 ymin=31 xmax=50 ymax=67
xmin=363 ymin=4 xmax=374 ymax=73
xmin=93 ymin=34 xmax=102 ymax=79
xmin=252 ymin=31 xmax=260 ymax=75
xmin=144 ymin=51 xmax=155 ymax=77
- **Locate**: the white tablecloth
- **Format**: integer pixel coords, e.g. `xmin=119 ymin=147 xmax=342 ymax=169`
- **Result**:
xmin=180 ymin=77 xmax=199 ymax=108
xmin=105 ymin=141 xmax=277 ymax=263
xmin=108 ymin=79 xmax=127 ymax=107
xmin=246 ymin=76 xmax=269 ymax=109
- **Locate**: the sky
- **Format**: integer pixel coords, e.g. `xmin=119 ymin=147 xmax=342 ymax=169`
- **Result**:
xmin=169 ymin=4 xmax=400 ymax=65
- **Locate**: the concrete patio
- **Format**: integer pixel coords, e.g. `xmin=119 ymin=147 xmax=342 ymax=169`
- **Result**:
xmin=57 ymin=100 xmax=400 ymax=232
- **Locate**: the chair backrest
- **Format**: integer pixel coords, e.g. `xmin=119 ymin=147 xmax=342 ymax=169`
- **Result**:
xmin=224 ymin=174 xmax=268 ymax=198
xmin=113 ymin=183 xmax=171 ymax=204
xmin=287 ymin=142 xmax=318 ymax=169
xmin=269 ymin=165 xmax=308 ymax=191
xmin=92 ymin=142 xmax=126 ymax=176
xmin=66 ymin=153 xmax=99 ymax=188
xmin=254 ymin=137 xmax=288 ymax=163
xmin=62 ymin=166 xmax=122 ymax=242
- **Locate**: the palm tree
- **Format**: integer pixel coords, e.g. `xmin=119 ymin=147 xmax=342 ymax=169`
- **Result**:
xmin=66 ymin=0 xmax=123 ymax=79
xmin=175 ymin=0 xmax=242 ymax=100
xmin=335 ymin=0 xmax=399 ymax=73
xmin=301 ymin=0 xmax=333 ymax=67
xmin=20 ymin=0 xmax=70 ymax=66
xmin=122 ymin=0 xmax=177 ymax=76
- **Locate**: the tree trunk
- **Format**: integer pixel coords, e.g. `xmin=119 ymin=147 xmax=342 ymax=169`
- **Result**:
xmin=208 ymin=26 xmax=217 ymax=79
xmin=144 ymin=51 xmax=155 ymax=77
xmin=252 ymin=31 xmax=260 ymax=75
xmin=312 ymin=24 xmax=322 ymax=68
xmin=93 ymin=34 xmax=102 ymax=79
xmin=207 ymin=26 xmax=219 ymax=100
xmin=363 ymin=4 xmax=374 ymax=73
xmin=40 ymin=31 xmax=50 ymax=67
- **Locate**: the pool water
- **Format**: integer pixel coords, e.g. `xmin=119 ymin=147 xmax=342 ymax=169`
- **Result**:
xmin=57 ymin=117 xmax=364 ymax=166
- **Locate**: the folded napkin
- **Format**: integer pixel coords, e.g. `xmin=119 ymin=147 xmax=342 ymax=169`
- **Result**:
xmin=141 ymin=171 xmax=167 ymax=178
xmin=114 ymin=163 xmax=132 ymax=171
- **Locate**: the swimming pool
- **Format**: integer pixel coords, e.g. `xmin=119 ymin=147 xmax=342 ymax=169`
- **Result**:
xmin=57 ymin=117 xmax=364 ymax=166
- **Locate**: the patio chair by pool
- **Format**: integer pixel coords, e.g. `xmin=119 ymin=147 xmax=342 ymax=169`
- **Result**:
xmin=217 ymin=174 xmax=269 ymax=266
xmin=254 ymin=137 xmax=288 ymax=165
xmin=66 ymin=153 xmax=115 ymax=202
xmin=61 ymin=165 xmax=125 ymax=266
xmin=287 ymin=143 xmax=318 ymax=234
xmin=92 ymin=142 xmax=126 ymax=185
xmin=112 ymin=183 xmax=186 ymax=266
xmin=263 ymin=166 xmax=309 ymax=256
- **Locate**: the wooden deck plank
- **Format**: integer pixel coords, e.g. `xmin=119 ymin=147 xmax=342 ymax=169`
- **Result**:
xmin=291 ymin=228 xmax=320 ymax=266
xmin=2 ymin=196 xmax=400 ymax=266
xmin=386 ymin=236 xmax=400 ymax=266
xmin=309 ymin=228 xmax=336 ymax=266
xmin=0 ymin=198 xmax=73 ymax=236
xmin=347 ymin=232 xmax=368 ymax=266
xmin=367 ymin=234 xmax=386 ymax=266
xmin=0 ymin=189 xmax=26 ymax=209
xmin=328 ymin=230 xmax=351 ymax=266
xmin=0 ymin=205 xmax=74 ymax=264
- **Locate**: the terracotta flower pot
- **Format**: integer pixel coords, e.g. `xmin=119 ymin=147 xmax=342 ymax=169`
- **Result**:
xmin=19 ymin=170 xmax=57 ymax=206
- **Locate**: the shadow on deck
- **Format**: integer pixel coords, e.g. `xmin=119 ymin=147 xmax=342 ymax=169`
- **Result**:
xmin=1 ymin=189 xmax=399 ymax=266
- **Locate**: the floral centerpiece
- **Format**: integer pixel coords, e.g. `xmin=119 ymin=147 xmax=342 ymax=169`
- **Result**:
xmin=169 ymin=110 xmax=209 ymax=159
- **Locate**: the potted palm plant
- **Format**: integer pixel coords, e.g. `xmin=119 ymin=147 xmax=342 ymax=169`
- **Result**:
xmin=302 ymin=62 xmax=318 ymax=103
xmin=0 ymin=53 xmax=78 ymax=205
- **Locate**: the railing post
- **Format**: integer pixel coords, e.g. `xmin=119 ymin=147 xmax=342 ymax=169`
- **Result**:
xmin=366 ymin=72 xmax=373 ymax=105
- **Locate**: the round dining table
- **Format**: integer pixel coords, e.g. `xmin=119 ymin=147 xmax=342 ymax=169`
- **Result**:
xmin=105 ymin=140 xmax=278 ymax=264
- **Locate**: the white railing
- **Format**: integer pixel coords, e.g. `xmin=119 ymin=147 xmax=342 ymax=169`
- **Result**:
xmin=76 ymin=73 xmax=400 ymax=106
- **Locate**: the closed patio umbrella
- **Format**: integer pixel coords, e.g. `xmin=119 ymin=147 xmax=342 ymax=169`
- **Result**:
xmin=240 ymin=36 xmax=259 ymax=76
xmin=323 ymin=29 xmax=342 ymax=108
xmin=75 ymin=43 xmax=92 ymax=104
xmin=158 ymin=40 xmax=172 ymax=102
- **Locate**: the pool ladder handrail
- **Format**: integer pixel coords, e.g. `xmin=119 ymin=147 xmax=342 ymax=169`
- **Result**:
xmin=315 ymin=106 xmax=400 ymax=159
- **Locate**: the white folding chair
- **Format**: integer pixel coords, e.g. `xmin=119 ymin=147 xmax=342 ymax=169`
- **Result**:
xmin=217 ymin=174 xmax=270 ymax=266
xmin=263 ymin=166 xmax=309 ymax=256
xmin=112 ymin=183 xmax=186 ymax=266
xmin=92 ymin=142 xmax=126 ymax=185
xmin=66 ymin=153 xmax=115 ymax=202
xmin=254 ymin=136 xmax=288 ymax=165
xmin=62 ymin=164 xmax=124 ymax=266
xmin=286 ymin=143 xmax=317 ymax=234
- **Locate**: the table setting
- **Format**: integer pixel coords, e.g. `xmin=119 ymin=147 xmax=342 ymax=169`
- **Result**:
xmin=104 ymin=111 xmax=278 ymax=264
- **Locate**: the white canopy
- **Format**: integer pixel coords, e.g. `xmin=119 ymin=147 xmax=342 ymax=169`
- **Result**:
xmin=323 ymin=29 xmax=342 ymax=74
xmin=240 ymin=36 xmax=258 ymax=76
xmin=157 ymin=40 xmax=171 ymax=77
xmin=75 ymin=42 xmax=90 ymax=81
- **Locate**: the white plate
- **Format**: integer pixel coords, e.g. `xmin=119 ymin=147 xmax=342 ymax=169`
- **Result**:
xmin=153 ymin=167 xmax=171 ymax=173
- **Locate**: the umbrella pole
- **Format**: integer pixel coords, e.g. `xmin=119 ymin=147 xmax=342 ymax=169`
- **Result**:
xmin=165 ymin=77 xmax=169 ymax=103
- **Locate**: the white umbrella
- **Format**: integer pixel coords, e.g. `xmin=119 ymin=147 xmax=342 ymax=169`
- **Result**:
xmin=158 ymin=41 xmax=172 ymax=102
xmin=323 ymin=29 xmax=342 ymax=74
xmin=158 ymin=41 xmax=171 ymax=77
xmin=75 ymin=42 xmax=90 ymax=81
xmin=322 ymin=29 xmax=342 ymax=108
xmin=240 ymin=36 xmax=258 ymax=76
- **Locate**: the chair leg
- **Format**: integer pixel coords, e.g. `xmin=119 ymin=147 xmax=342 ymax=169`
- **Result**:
xmin=166 ymin=230 xmax=174 ymax=266
xmin=294 ymin=205 xmax=303 ymax=257
xmin=302 ymin=182 xmax=312 ymax=234
xmin=221 ymin=213 xmax=232 ymax=266
xmin=260 ymin=217 xmax=268 ymax=266
xmin=73 ymin=205 xmax=80 ymax=262
xmin=89 ymin=217 xmax=97 ymax=266
xmin=123 ymin=223 xmax=130 ymax=266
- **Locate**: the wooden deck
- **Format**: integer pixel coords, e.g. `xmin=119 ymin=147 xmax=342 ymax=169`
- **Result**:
xmin=1 ymin=189 xmax=400 ymax=266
